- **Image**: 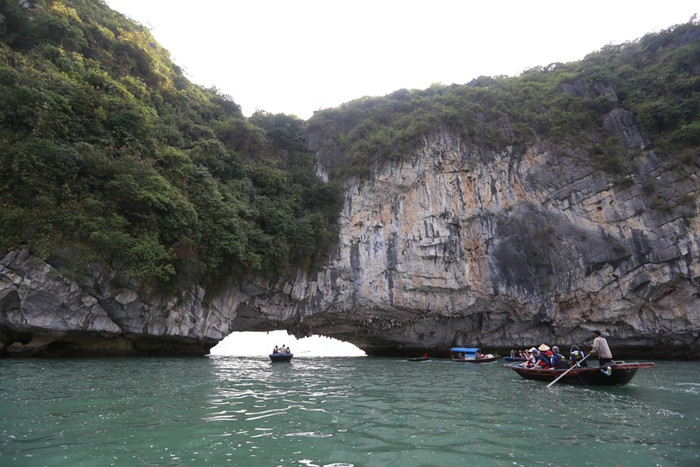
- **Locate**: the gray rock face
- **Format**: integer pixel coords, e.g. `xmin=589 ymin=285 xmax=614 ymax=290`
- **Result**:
xmin=284 ymin=131 xmax=699 ymax=357
xmin=602 ymin=108 xmax=650 ymax=150
xmin=0 ymin=249 xmax=234 ymax=356
xmin=1 ymin=130 xmax=698 ymax=357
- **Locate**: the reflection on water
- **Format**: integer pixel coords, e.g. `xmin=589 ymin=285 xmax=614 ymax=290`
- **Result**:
xmin=1 ymin=357 xmax=698 ymax=466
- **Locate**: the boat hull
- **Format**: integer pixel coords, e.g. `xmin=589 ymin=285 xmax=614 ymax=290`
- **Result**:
xmin=269 ymin=353 xmax=293 ymax=362
xmin=449 ymin=347 xmax=498 ymax=363
xmin=452 ymin=355 xmax=499 ymax=363
xmin=505 ymin=362 xmax=655 ymax=386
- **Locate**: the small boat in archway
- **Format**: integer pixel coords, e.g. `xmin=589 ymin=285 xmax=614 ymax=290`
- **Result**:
xmin=269 ymin=352 xmax=293 ymax=362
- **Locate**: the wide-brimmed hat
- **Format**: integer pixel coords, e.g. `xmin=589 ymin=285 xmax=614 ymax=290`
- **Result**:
xmin=538 ymin=344 xmax=551 ymax=351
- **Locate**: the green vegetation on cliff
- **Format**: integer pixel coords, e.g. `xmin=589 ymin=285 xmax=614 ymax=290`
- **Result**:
xmin=0 ymin=0 xmax=341 ymax=290
xmin=308 ymin=18 xmax=699 ymax=181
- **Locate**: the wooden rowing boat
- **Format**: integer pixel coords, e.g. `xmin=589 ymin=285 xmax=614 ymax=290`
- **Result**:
xmin=504 ymin=361 xmax=655 ymax=386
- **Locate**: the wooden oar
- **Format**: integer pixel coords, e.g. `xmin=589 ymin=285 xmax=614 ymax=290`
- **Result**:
xmin=546 ymin=353 xmax=591 ymax=388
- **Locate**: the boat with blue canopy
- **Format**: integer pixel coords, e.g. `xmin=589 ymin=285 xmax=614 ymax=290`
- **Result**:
xmin=450 ymin=347 xmax=499 ymax=363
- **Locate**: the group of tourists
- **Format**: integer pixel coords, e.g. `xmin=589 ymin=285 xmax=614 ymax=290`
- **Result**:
xmin=520 ymin=344 xmax=569 ymax=369
xmin=519 ymin=330 xmax=614 ymax=374
xmin=272 ymin=345 xmax=291 ymax=354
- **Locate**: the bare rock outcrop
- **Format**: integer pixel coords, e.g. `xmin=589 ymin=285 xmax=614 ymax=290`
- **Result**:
xmin=602 ymin=108 xmax=650 ymax=150
xmin=0 ymin=249 xmax=235 ymax=356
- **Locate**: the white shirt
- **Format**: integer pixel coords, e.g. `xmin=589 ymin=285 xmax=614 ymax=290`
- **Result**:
xmin=591 ymin=336 xmax=612 ymax=359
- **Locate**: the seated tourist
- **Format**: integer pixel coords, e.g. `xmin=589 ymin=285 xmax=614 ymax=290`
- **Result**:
xmin=537 ymin=352 xmax=553 ymax=368
xmin=525 ymin=348 xmax=539 ymax=368
xmin=569 ymin=345 xmax=587 ymax=367
xmin=535 ymin=344 xmax=553 ymax=368
xmin=550 ymin=346 xmax=568 ymax=369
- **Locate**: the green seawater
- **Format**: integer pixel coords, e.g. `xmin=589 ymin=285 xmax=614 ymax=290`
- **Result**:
xmin=1 ymin=357 xmax=698 ymax=466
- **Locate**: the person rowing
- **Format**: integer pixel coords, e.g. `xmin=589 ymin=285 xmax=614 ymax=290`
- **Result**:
xmin=589 ymin=330 xmax=613 ymax=376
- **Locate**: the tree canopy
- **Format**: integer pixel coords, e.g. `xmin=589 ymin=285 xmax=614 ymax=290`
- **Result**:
xmin=307 ymin=18 xmax=699 ymax=181
xmin=0 ymin=0 xmax=341 ymax=292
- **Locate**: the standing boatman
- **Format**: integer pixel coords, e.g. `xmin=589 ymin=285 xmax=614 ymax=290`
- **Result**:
xmin=589 ymin=330 xmax=613 ymax=375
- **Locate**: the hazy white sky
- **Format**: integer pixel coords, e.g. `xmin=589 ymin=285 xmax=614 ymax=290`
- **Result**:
xmin=210 ymin=331 xmax=366 ymax=357
xmin=105 ymin=0 xmax=697 ymax=120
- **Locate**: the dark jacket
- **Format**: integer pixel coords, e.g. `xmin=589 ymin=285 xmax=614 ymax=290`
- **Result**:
xmin=569 ymin=349 xmax=588 ymax=367
xmin=536 ymin=353 xmax=552 ymax=368
xmin=551 ymin=352 xmax=568 ymax=369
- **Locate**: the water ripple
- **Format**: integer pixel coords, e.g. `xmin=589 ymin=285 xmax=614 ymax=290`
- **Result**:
xmin=1 ymin=358 xmax=697 ymax=466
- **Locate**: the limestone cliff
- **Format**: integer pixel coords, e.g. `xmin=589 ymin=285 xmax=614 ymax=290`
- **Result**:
xmin=293 ymin=128 xmax=699 ymax=357
xmin=1 ymin=3 xmax=698 ymax=358
xmin=2 ymin=117 xmax=698 ymax=357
